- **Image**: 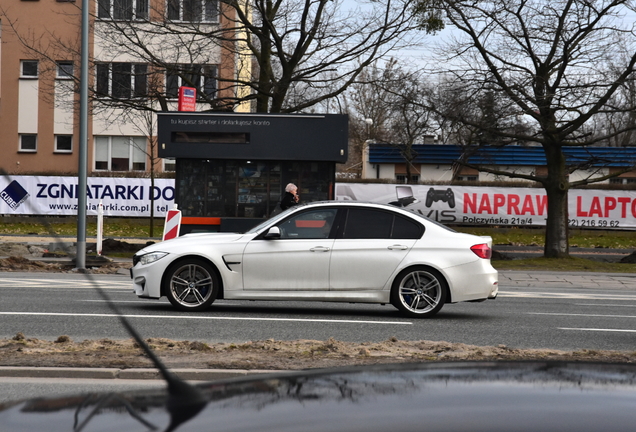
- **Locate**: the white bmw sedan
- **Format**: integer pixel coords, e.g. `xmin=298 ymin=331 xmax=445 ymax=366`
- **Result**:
xmin=131 ymin=201 xmax=498 ymax=318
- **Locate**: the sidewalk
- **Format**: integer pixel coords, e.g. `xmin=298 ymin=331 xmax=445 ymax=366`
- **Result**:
xmin=0 ymin=366 xmax=277 ymax=381
xmin=499 ymin=270 xmax=636 ymax=290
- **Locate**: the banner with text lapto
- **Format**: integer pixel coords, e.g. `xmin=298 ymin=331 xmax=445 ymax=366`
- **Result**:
xmin=335 ymin=184 xmax=636 ymax=230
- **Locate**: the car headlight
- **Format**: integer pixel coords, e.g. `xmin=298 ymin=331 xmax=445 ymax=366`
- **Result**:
xmin=138 ymin=251 xmax=169 ymax=265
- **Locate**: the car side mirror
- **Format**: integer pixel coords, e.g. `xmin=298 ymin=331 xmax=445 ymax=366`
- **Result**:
xmin=264 ymin=226 xmax=281 ymax=239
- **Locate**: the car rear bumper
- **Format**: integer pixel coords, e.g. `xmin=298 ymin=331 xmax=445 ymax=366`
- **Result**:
xmin=444 ymin=260 xmax=498 ymax=303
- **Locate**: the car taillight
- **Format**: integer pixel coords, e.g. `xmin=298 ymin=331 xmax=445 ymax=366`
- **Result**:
xmin=471 ymin=243 xmax=492 ymax=259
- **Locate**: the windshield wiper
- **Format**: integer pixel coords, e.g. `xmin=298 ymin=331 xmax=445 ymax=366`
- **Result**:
xmin=1 ymin=169 xmax=208 ymax=432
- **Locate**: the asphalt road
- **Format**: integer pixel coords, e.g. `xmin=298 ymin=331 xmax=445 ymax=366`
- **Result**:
xmin=3 ymin=270 xmax=636 ymax=404
xmin=1 ymin=272 xmax=636 ymax=352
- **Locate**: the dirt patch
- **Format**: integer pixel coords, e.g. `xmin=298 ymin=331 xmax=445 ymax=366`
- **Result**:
xmin=0 ymin=256 xmax=130 ymax=274
xmin=2 ymin=333 xmax=635 ymax=370
xmin=0 ymin=241 xmax=132 ymax=274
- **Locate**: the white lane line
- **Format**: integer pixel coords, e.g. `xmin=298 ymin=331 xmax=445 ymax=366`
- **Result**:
xmin=77 ymin=300 xmax=157 ymax=303
xmin=499 ymin=291 xmax=636 ymax=300
xmin=0 ymin=312 xmax=411 ymax=325
xmin=575 ymin=303 xmax=636 ymax=307
xmin=560 ymin=328 xmax=636 ymax=333
xmin=530 ymin=312 xmax=636 ymax=319
xmin=0 ymin=279 xmax=130 ymax=289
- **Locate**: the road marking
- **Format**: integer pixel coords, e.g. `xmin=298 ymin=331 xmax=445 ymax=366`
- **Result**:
xmin=559 ymin=328 xmax=636 ymax=333
xmin=500 ymin=291 xmax=636 ymax=300
xmin=575 ymin=303 xmax=636 ymax=307
xmin=0 ymin=278 xmax=130 ymax=289
xmin=530 ymin=312 xmax=636 ymax=319
xmin=0 ymin=312 xmax=411 ymax=326
xmin=77 ymin=300 xmax=155 ymax=303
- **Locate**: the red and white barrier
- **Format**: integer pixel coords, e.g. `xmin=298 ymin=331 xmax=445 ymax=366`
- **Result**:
xmin=97 ymin=201 xmax=104 ymax=256
xmin=162 ymin=205 xmax=182 ymax=241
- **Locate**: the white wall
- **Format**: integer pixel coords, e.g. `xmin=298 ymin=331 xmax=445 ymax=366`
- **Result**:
xmin=365 ymin=162 xmax=613 ymax=184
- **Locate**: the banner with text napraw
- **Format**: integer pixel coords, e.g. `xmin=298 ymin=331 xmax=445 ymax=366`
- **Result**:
xmin=0 ymin=176 xmax=175 ymax=217
xmin=335 ymin=184 xmax=636 ymax=229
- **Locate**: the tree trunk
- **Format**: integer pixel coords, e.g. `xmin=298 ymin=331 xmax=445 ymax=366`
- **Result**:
xmin=543 ymin=145 xmax=569 ymax=258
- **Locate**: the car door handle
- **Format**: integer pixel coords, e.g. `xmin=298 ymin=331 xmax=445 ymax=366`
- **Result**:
xmin=310 ymin=246 xmax=331 ymax=252
xmin=388 ymin=245 xmax=408 ymax=250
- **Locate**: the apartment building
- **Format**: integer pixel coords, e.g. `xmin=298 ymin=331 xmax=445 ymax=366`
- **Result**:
xmin=0 ymin=0 xmax=247 ymax=176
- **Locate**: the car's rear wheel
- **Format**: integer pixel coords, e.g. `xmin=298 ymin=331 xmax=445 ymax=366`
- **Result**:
xmin=164 ymin=259 xmax=219 ymax=311
xmin=391 ymin=267 xmax=447 ymax=318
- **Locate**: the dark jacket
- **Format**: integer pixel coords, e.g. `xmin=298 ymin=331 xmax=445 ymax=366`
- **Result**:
xmin=280 ymin=192 xmax=298 ymax=210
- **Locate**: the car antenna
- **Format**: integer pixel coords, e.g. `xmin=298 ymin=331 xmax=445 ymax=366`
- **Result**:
xmin=0 ymin=170 xmax=207 ymax=431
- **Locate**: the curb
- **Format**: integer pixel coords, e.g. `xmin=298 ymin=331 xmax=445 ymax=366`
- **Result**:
xmin=0 ymin=366 xmax=281 ymax=381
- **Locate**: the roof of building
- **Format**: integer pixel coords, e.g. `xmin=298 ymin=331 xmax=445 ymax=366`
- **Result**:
xmin=368 ymin=144 xmax=636 ymax=167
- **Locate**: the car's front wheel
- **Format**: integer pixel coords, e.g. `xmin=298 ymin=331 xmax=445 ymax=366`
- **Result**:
xmin=164 ymin=259 xmax=219 ymax=311
xmin=391 ymin=267 xmax=447 ymax=318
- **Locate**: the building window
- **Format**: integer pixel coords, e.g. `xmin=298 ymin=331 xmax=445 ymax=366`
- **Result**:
xmin=163 ymin=158 xmax=176 ymax=172
xmin=94 ymin=136 xmax=147 ymax=171
xmin=98 ymin=0 xmax=149 ymax=20
xmin=167 ymin=0 xmax=219 ymax=22
xmin=55 ymin=135 xmax=73 ymax=153
xmin=456 ymin=175 xmax=477 ymax=181
xmin=56 ymin=61 xmax=74 ymax=79
xmin=396 ymin=174 xmax=419 ymax=183
xmin=96 ymin=63 xmax=148 ymax=98
xmin=20 ymin=60 xmax=38 ymax=78
xmin=19 ymin=134 xmax=37 ymax=152
xmin=166 ymin=64 xmax=217 ymax=100
xmin=609 ymin=178 xmax=624 ymax=185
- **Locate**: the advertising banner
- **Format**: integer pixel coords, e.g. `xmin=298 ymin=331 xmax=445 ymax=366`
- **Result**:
xmin=3 ymin=176 xmax=635 ymax=228
xmin=0 ymin=176 xmax=175 ymax=217
xmin=335 ymin=183 xmax=636 ymax=229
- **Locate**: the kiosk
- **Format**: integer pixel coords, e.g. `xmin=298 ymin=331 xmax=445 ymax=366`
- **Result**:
xmin=157 ymin=112 xmax=349 ymax=233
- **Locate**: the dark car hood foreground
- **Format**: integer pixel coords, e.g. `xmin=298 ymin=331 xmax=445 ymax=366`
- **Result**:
xmin=2 ymin=361 xmax=636 ymax=431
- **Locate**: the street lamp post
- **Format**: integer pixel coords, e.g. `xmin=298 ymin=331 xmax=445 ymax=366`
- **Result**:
xmin=76 ymin=0 xmax=89 ymax=270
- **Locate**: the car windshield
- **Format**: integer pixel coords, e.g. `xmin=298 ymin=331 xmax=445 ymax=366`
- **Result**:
xmin=244 ymin=207 xmax=297 ymax=234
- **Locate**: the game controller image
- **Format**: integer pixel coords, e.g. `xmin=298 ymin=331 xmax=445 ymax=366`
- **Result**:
xmin=425 ymin=188 xmax=455 ymax=208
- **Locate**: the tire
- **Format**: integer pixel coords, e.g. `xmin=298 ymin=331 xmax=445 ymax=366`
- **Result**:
xmin=164 ymin=258 xmax=219 ymax=311
xmin=391 ymin=267 xmax=447 ymax=318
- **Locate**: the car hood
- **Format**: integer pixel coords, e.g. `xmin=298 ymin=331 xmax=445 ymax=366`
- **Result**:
xmin=138 ymin=232 xmax=248 ymax=254
xmin=3 ymin=361 xmax=636 ymax=431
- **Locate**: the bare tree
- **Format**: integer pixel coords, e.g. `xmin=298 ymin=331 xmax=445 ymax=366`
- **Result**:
xmin=342 ymin=62 xmax=400 ymax=177
xmin=3 ymin=0 xmax=424 ymax=114
xmin=418 ymin=0 xmax=636 ymax=258
xmin=344 ymin=61 xmax=437 ymax=180
xmin=380 ymin=64 xmax=437 ymax=182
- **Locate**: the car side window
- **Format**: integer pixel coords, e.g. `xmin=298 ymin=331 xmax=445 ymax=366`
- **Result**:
xmin=277 ymin=209 xmax=337 ymax=239
xmin=342 ymin=208 xmax=393 ymax=239
xmin=391 ymin=214 xmax=424 ymax=239
xmin=342 ymin=208 xmax=424 ymax=239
